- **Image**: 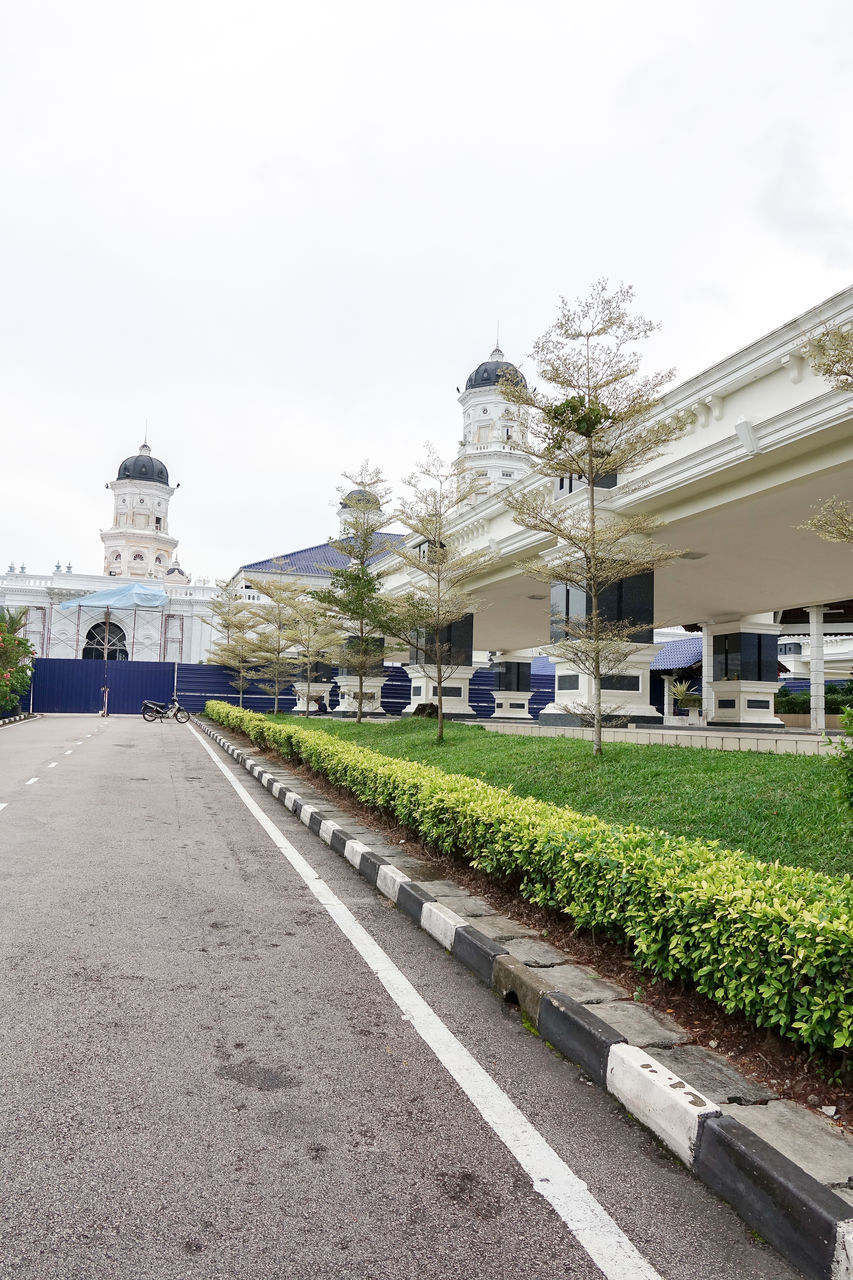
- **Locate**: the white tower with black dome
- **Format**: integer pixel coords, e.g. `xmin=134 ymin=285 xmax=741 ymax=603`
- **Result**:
xmin=101 ymin=443 xmax=188 ymax=581
xmin=456 ymin=346 xmax=531 ymax=498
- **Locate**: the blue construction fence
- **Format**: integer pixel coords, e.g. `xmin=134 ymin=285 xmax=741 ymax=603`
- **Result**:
xmin=29 ymin=656 xmax=558 ymax=718
xmin=778 ymin=678 xmax=853 ymax=694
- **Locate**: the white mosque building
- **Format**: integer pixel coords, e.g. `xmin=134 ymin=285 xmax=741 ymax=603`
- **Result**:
xmin=6 ymin=282 xmax=852 ymax=734
xmin=1 ymin=442 xmax=216 ymax=663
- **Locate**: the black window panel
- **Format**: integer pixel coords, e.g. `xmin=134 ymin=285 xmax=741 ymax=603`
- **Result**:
xmin=740 ymin=632 xmax=760 ymax=682
xmin=713 ymin=632 xmax=778 ymax=683
xmin=747 ymin=699 xmax=770 ymax=709
xmin=552 ymin=572 xmax=652 ymax=643
xmin=436 ymin=685 xmax=463 ymax=698
xmin=759 ymin=633 xmax=778 ymax=682
xmin=713 ymin=633 xmax=741 ymax=681
xmin=550 ymin=583 xmax=590 ymax=641
xmin=550 ymin=582 xmax=568 ymax=642
xmin=557 ymin=674 xmax=580 ymax=691
xmin=718 ymin=698 xmax=737 ymax=708
xmin=598 ymin=571 xmax=654 ymax=644
xmin=340 ymin=635 xmax=384 ymax=677
xmin=496 ymin=661 xmax=531 ymax=692
xmin=593 ymin=472 xmax=617 ymax=489
xmin=296 ymin=660 xmax=334 ymax=683
xmin=409 ymin=613 xmax=473 ymax=666
xmin=601 ymin=674 xmax=641 ymax=692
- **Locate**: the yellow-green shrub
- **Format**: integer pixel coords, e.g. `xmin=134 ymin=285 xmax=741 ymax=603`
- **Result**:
xmin=204 ymin=701 xmax=853 ymax=1055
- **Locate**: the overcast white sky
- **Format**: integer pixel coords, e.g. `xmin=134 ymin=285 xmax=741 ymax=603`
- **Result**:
xmin=2 ymin=0 xmax=852 ymax=582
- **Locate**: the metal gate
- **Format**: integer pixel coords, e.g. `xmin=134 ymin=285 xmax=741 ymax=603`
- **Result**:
xmin=30 ymin=658 xmax=174 ymax=715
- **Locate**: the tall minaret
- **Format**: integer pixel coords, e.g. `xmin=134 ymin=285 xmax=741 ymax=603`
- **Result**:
xmin=101 ymin=442 xmax=184 ymax=580
xmin=456 ymin=346 xmax=531 ymax=499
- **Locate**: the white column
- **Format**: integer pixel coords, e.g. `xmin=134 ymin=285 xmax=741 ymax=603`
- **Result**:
xmin=808 ymin=605 xmax=825 ymax=734
xmin=701 ymin=624 xmax=714 ymax=721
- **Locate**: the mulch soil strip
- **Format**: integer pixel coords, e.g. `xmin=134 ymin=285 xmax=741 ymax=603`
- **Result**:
xmin=209 ymin=718 xmax=853 ymax=1135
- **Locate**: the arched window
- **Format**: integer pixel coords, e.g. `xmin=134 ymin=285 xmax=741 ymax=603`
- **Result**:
xmin=112 ymin=552 xmax=121 ymax=561
xmin=82 ymin=621 xmax=129 ymax=661
xmin=132 ymin=553 xmax=144 ymax=562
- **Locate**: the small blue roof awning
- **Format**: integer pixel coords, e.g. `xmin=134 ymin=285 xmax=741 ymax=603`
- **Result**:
xmin=650 ymin=636 xmax=703 ymax=671
xmin=58 ymin=584 xmax=170 ymax=610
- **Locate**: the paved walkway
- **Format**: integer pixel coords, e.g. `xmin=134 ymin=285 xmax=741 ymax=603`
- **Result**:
xmin=0 ymin=715 xmax=799 ymax=1279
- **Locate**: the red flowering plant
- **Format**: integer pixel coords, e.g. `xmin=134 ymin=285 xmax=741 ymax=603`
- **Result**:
xmin=0 ymin=609 xmax=35 ymax=715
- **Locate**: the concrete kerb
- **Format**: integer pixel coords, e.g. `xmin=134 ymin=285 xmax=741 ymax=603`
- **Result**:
xmin=0 ymin=713 xmax=38 ymax=729
xmin=191 ymin=716 xmax=853 ymax=1280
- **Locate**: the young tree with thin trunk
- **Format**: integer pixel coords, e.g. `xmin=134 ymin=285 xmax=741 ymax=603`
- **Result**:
xmin=382 ymin=446 xmax=494 ymax=743
xmin=311 ymin=463 xmax=396 ymax=723
xmin=499 ymin=280 xmax=687 ymax=756
xmin=246 ymin=577 xmax=304 ymax=714
xmin=282 ymin=595 xmax=345 ymax=716
xmin=205 ymin=581 xmax=259 ymax=708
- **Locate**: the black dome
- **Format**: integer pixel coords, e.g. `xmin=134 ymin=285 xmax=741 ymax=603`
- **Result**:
xmin=465 ymin=346 xmax=526 ymax=392
xmin=116 ymin=443 xmax=169 ymax=486
xmin=341 ymin=488 xmax=380 ymax=510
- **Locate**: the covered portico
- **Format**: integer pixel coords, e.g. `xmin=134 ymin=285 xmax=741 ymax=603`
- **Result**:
xmin=385 ymin=286 xmax=853 ymax=732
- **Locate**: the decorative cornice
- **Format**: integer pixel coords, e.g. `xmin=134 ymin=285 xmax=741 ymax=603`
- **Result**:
xmin=656 ymin=284 xmax=853 ymax=413
xmin=609 ymin=387 xmax=853 ymax=510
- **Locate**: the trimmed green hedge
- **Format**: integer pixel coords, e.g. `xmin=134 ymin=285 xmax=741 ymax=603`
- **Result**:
xmin=204 ymin=701 xmax=853 ymax=1056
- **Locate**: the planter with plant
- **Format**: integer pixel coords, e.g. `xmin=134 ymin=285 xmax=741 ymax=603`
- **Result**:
xmin=670 ymin=679 xmax=703 ymax=722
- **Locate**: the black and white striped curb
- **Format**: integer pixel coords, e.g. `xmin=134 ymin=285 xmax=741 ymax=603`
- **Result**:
xmin=0 ymin=712 xmax=36 ymax=729
xmin=194 ymin=716 xmax=853 ymax=1280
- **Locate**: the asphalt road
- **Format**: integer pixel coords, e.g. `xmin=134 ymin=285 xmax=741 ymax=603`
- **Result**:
xmin=0 ymin=715 xmax=801 ymax=1280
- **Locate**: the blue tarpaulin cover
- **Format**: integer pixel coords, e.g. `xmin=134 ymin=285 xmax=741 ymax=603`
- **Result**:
xmin=58 ymin=583 xmax=170 ymax=610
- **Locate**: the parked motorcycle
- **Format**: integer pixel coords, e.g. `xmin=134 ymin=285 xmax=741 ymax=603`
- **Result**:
xmin=141 ymin=696 xmax=190 ymax=724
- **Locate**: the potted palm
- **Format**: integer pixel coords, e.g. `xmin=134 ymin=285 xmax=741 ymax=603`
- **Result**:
xmin=671 ymin=678 xmax=704 ymax=726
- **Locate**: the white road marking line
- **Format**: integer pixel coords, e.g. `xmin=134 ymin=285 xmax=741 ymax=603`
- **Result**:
xmin=48 ymin=762 xmax=57 ymax=768
xmin=74 ymin=740 xmax=83 ymax=745
xmin=25 ymin=777 xmax=38 ymax=785
xmin=64 ymin=750 xmax=72 ymax=755
xmin=188 ymin=725 xmax=663 ymax=1280
xmin=0 ymin=803 xmax=7 ymax=813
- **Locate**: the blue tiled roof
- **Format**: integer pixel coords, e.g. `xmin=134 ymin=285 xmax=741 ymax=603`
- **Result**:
xmin=241 ymin=532 xmax=405 ymax=578
xmin=650 ymin=636 xmax=703 ymax=671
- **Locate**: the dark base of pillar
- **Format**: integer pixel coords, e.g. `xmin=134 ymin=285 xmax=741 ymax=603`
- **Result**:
xmin=401 ymin=711 xmax=479 ymax=722
xmin=332 ymin=710 xmax=387 ymax=719
xmin=705 ymin=721 xmax=789 ymax=732
xmin=538 ymin=712 xmax=663 ymax=728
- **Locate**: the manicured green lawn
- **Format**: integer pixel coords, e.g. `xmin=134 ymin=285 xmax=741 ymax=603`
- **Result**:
xmin=269 ymin=715 xmax=851 ymax=877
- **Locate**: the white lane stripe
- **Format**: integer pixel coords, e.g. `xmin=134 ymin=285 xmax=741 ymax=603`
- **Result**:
xmin=64 ymin=750 xmax=72 ymax=755
xmin=187 ymin=725 xmax=663 ymax=1280
xmin=74 ymin=740 xmax=83 ymax=745
xmin=48 ymin=762 xmax=57 ymax=768
xmin=25 ymin=777 xmax=38 ymax=785
xmin=0 ymin=803 xmax=6 ymax=813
